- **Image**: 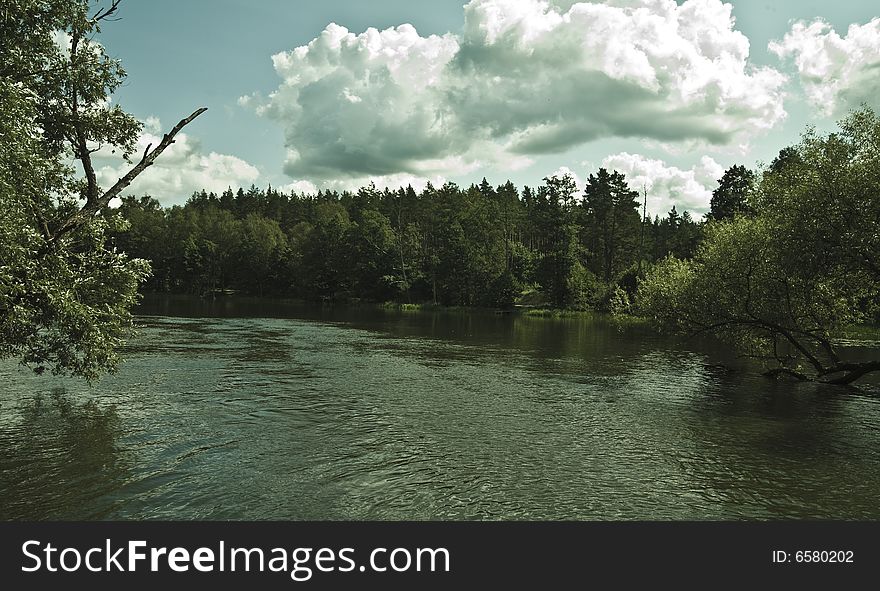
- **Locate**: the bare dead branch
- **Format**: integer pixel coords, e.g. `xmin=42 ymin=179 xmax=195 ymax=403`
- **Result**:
xmin=92 ymin=0 xmax=123 ymax=24
xmin=820 ymin=361 xmax=880 ymax=385
xmin=51 ymin=107 xmax=208 ymax=243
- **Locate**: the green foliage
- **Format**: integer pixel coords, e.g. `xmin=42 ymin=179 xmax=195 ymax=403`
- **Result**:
xmin=614 ymin=263 xmax=644 ymax=300
xmin=604 ymin=286 xmax=631 ymax=316
xmin=707 ymin=165 xmax=755 ymax=222
xmin=640 ymin=217 xmax=863 ymax=369
xmin=1 ymin=0 xmax=156 ymax=380
xmin=0 ymin=217 xmax=150 ymax=380
xmin=529 ymin=173 xmax=584 ymax=308
xmin=507 ymin=241 xmax=537 ymax=287
xmin=650 ymin=206 xmax=702 ymax=260
xmin=634 ymin=256 xmax=694 ymax=323
xmin=489 ymin=270 xmax=520 ymax=310
xmin=565 ymin=262 xmax=602 ymax=310
xmin=238 ymin=214 xmax=288 ymax=296
xmin=581 ymin=168 xmax=641 ymax=281
xmin=637 ymin=107 xmax=880 ymax=384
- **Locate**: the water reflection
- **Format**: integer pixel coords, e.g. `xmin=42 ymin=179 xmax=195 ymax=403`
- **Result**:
xmin=0 ymin=388 xmax=130 ymax=520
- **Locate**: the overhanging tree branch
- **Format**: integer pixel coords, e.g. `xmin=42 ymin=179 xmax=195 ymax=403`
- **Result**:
xmin=820 ymin=361 xmax=880 ymax=385
xmin=91 ymin=0 xmax=123 ymax=24
xmin=51 ymin=107 xmax=208 ymax=243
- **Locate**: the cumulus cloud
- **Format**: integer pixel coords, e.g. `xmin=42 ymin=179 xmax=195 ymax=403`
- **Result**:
xmin=279 ymin=180 xmax=319 ymax=195
xmin=92 ymin=118 xmax=260 ymax=204
xmin=245 ymin=0 xmax=786 ymax=189
xmin=601 ymin=152 xmax=724 ymax=217
xmin=547 ymin=166 xmax=584 ymax=192
xmin=769 ymin=18 xmax=880 ymax=116
xmin=455 ymin=0 xmax=786 ymax=150
xmin=286 ymin=173 xmax=450 ymax=196
xmin=337 ymin=172 xmax=448 ymax=194
xmin=248 ymin=23 xmax=461 ymax=182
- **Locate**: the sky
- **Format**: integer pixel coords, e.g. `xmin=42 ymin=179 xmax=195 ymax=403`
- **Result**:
xmin=92 ymin=0 xmax=880 ymax=217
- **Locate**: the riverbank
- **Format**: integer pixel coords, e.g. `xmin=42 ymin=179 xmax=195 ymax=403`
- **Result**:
xmin=141 ymin=291 xmax=642 ymax=317
xmin=138 ymin=292 xmax=877 ymax=339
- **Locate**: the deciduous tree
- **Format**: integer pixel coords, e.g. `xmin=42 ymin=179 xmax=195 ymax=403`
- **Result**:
xmin=0 ymin=0 xmax=205 ymax=379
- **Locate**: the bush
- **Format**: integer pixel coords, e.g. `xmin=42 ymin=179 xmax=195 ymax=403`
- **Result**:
xmin=564 ymin=262 xmax=602 ymax=310
xmin=490 ymin=269 xmax=521 ymax=309
xmin=605 ymin=285 xmax=631 ymax=316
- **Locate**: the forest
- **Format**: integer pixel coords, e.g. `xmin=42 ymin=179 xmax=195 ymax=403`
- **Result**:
xmin=109 ymin=167 xmax=737 ymax=311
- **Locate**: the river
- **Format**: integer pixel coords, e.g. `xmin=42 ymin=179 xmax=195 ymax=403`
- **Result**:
xmin=2 ymin=296 xmax=879 ymax=520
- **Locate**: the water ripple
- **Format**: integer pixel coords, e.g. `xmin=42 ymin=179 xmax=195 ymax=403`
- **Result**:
xmin=2 ymin=307 xmax=879 ymax=520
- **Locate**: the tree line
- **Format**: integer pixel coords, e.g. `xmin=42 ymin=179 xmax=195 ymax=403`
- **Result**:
xmin=110 ymin=166 xmax=752 ymax=311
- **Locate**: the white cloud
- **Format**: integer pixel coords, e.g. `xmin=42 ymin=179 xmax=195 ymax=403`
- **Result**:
xmin=51 ymin=30 xmax=104 ymax=60
xmin=245 ymin=0 xmax=786 ymax=187
xmin=457 ymin=0 xmax=786 ymax=150
xmin=143 ymin=116 xmax=162 ymax=135
xmin=770 ymin=18 xmax=880 ymax=116
xmin=601 ymin=152 xmax=724 ymax=217
xmin=547 ymin=165 xmax=584 ymax=192
xmin=92 ymin=118 xmax=260 ymax=204
xmin=51 ymin=30 xmax=72 ymax=58
xmin=279 ymin=180 xmax=319 ymax=195
xmin=281 ymin=174 xmax=453 ymax=196
xmin=250 ymin=22 xmax=461 ymax=182
xmin=344 ymin=173 xmax=446 ymax=194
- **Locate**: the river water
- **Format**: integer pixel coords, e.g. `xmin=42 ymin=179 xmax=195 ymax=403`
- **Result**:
xmin=2 ymin=296 xmax=879 ymax=520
